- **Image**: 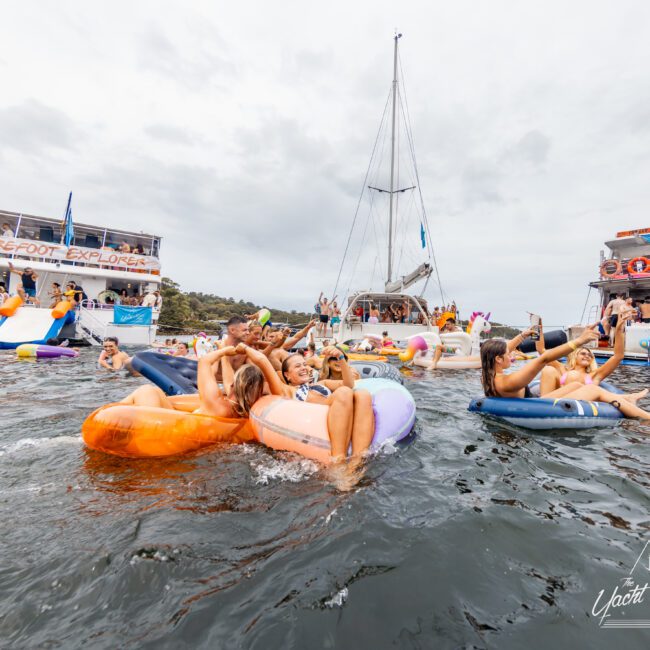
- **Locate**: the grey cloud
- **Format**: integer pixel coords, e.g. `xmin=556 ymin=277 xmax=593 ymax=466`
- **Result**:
xmin=502 ymin=130 xmax=551 ymax=167
xmin=0 ymin=100 xmax=81 ymax=153
xmin=137 ymin=27 xmax=235 ymax=91
xmin=144 ymin=124 xmax=195 ymax=145
xmin=461 ymin=160 xmax=503 ymax=207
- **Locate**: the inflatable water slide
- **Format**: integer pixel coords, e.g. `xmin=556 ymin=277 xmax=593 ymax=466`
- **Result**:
xmin=0 ymin=298 xmax=75 ymax=349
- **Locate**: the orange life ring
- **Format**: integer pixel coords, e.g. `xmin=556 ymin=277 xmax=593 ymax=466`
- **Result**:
xmin=627 ymin=257 xmax=650 ymax=275
xmin=600 ymin=259 xmax=622 ymax=278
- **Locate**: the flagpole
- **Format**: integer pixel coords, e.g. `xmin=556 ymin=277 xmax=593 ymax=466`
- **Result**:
xmin=61 ymin=191 xmax=72 ymax=244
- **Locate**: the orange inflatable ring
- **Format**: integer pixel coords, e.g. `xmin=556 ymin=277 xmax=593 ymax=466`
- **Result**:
xmin=627 ymin=257 xmax=650 ymax=275
xmin=600 ymin=259 xmax=622 ymax=278
xmin=0 ymin=295 xmax=23 ymax=318
xmin=437 ymin=311 xmax=456 ymax=329
xmin=81 ymin=394 xmax=255 ymax=458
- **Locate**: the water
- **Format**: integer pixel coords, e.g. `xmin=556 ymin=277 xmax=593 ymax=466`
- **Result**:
xmin=1 ymin=349 xmax=649 ymax=648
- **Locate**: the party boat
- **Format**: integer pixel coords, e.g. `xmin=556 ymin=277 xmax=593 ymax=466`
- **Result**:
xmin=583 ymin=227 xmax=650 ymax=363
xmin=0 ymin=204 xmax=162 ymax=348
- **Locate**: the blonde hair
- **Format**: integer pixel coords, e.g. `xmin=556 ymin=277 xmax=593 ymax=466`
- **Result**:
xmin=231 ymin=365 xmax=265 ymax=417
xmin=565 ymin=347 xmax=598 ymax=373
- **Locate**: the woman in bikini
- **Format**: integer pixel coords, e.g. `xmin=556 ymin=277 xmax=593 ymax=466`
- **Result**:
xmin=480 ymin=328 xmax=650 ymax=419
xmin=538 ymin=310 xmax=634 ymax=395
xmin=280 ymin=346 xmax=375 ymax=458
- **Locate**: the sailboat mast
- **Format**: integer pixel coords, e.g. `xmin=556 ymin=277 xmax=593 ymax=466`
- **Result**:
xmin=387 ymin=33 xmax=401 ymax=284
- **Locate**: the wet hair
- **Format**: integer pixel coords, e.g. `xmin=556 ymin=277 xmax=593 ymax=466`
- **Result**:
xmin=226 ymin=315 xmax=247 ymax=328
xmin=565 ymin=348 xmax=598 ymax=373
xmin=52 ymin=282 xmax=61 ymax=288
xmin=104 ymin=336 xmax=119 ymax=345
xmin=307 ymin=342 xmax=316 ymax=352
xmin=177 ymin=342 xmax=189 ymax=351
xmin=480 ymin=339 xmax=508 ymax=397
xmin=46 ymin=338 xmax=58 ymax=346
xmin=231 ymin=364 xmax=265 ymax=416
xmin=382 ymin=331 xmax=388 ymax=336
xmin=281 ymin=353 xmax=303 ymax=384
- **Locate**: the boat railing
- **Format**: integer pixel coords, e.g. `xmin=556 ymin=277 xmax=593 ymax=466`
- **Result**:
xmin=77 ymin=305 xmax=108 ymax=345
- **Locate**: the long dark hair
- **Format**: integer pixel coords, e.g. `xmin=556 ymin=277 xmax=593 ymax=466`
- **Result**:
xmin=480 ymin=339 xmax=508 ymax=397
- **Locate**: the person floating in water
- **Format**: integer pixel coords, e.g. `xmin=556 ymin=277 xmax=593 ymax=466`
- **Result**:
xmin=98 ymin=337 xmax=132 ymax=372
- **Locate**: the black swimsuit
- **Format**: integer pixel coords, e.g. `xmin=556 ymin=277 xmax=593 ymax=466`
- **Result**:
xmin=523 ymin=385 xmax=533 ymax=399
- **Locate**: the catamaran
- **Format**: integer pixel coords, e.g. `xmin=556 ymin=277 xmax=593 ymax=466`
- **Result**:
xmin=0 ymin=204 xmax=162 ymax=348
xmin=333 ymin=34 xmax=447 ymax=343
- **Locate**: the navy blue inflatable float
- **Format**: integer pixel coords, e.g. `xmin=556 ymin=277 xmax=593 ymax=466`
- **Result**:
xmin=468 ymin=381 xmax=624 ymax=430
xmin=132 ymin=352 xmax=403 ymax=396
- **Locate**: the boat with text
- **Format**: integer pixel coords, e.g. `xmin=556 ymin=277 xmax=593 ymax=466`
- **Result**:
xmin=582 ymin=227 xmax=650 ymax=363
xmin=0 ymin=203 xmax=162 ymax=348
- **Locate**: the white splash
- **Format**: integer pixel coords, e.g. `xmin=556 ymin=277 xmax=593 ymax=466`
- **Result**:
xmin=0 ymin=435 xmax=81 ymax=457
xmin=251 ymin=456 xmax=318 ymax=485
xmin=324 ymin=587 xmax=348 ymax=608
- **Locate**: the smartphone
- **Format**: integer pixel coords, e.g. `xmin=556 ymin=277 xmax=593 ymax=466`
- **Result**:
xmin=529 ymin=313 xmax=541 ymax=341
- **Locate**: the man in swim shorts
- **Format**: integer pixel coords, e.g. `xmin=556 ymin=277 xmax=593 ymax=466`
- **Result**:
xmin=8 ymin=262 xmax=40 ymax=305
xmin=639 ymin=297 xmax=650 ymax=323
xmin=604 ymin=292 xmax=626 ymax=344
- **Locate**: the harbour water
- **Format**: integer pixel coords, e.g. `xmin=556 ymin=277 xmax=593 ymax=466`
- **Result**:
xmin=1 ymin=349 xmax=649 ymax=648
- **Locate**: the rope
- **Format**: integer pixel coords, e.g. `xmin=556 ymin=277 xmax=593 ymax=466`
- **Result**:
xmin=332 ymin=88 xmax=392 ymax=299
xmin=579 ymin=286 xmax=593 ymax=324
xmin=398 ymin=52 xmax=446 ymax=306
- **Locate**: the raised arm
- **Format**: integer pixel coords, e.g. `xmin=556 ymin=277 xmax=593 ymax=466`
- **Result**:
xmin=282 ymin=319 xmax=317 ymax=350
xmin=198 ymin=348 xmax=234 ymax=412
xmin=499 ymin=330 xmax=600 ymax=393
xmin=594 ymin=308 xmax=632 ymax=380
xmin=236 ymin=343 xmax=289 ymax=397
xmin=507 ymin=327 xmax=535 ymax=353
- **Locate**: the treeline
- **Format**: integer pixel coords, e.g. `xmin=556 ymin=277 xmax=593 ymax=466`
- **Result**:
xmin=158 ymin=277 xmax=312 ymax=333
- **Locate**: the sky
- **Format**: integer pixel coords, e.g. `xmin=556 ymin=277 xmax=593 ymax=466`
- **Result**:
xmin=1 ymin=0 xmax=650 ymax=326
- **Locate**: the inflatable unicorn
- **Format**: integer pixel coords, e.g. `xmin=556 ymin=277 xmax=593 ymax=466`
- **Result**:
xmin=399 ymin=312 xmax=492 ymax=369
xmin=193 ymin=333 xmax=214 ymax=359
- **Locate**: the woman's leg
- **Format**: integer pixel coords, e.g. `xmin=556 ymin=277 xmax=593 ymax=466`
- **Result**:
xmin=120 ymin=384 xmax=173 ymax=408
xmin=350 ymin=390 xmax=375 ymax=455
xmin=540 ymin=366 xmax=561 ymax=396
xmin=562 ymin=384 xmax=650 ymax=419
xmin=326 ymin=387 xmax=354 ymax=459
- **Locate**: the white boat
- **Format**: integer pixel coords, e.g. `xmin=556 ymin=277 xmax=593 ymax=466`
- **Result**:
xmin=580 ymin=227 xmax=650 ymax=362
xmin=333 ymin=34 xmax=446 ymax=344
xmin=0 ymin=207 xmax=162 ymax=348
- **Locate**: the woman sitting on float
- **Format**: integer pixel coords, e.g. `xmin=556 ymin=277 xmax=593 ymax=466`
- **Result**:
xmin=537 ymin=310 xmax=633 ymax=395
xmin=480 ymin=328 xmax=650 ymax=419
xmin=280 ymin=346 xmax=374 ymax=458
xmin=318 ymin=348 xmax=361 ymax=382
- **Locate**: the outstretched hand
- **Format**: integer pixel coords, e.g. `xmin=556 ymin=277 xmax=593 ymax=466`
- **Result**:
xmin=322 ymin=345 xmax=343 ymax=360
xmin=576 ymin=329 xmax=599 ymax=346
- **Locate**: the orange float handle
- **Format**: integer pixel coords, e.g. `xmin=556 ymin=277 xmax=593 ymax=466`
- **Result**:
xmin=51 ymin=300 xmax=72 ymax=319
xmin=0 ymin=295 xmax=23 ymax=318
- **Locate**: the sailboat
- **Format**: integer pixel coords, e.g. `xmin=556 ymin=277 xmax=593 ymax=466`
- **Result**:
xmin=333 ymin=34 xmax=446 ymax=343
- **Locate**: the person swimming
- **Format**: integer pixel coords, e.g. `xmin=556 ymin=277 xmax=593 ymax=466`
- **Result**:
xmin=480 ymin=329 xmax=650 ymax=418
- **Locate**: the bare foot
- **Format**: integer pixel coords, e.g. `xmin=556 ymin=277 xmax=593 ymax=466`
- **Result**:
xmin=623 ymin=389 xmax=649 ymax=405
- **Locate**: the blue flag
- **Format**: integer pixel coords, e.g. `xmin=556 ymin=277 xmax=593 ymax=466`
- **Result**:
xmin=420 ymin=222 xmax=426 ymax=249
xmin=62 ymin=192 xmax=74 ymax=246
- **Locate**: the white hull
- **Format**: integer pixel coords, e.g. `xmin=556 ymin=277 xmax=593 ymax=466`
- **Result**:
xmin=336 ymin=320 xmax=433 ymax=344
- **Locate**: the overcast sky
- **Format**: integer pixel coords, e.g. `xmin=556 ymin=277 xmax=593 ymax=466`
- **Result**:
xmin=1 ymin=1 xmax=649 ymax=326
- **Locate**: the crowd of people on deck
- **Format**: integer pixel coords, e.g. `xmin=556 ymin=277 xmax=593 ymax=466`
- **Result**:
xmin=313 ymin=291 xmax=458 ymax=337
xmin=0 ymin=261 xmax=163 ymax=311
